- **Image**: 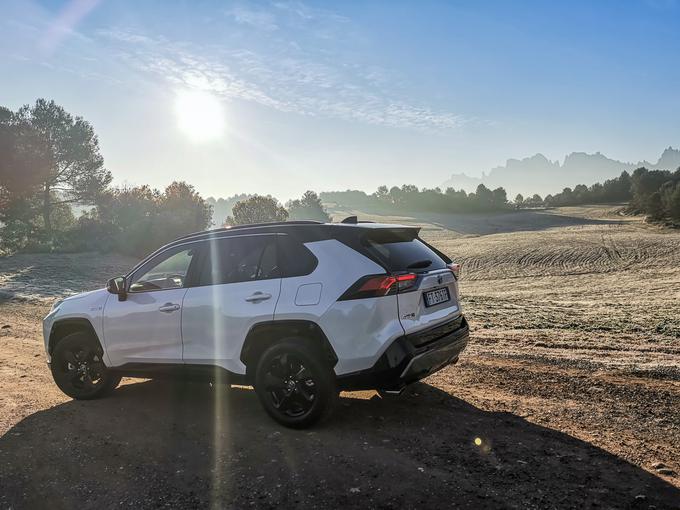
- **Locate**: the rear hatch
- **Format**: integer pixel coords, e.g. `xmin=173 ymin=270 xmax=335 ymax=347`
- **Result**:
xmin=360 ymin=228 xmax=461 ymax=335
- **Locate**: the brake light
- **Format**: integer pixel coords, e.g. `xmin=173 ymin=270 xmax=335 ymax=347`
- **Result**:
xmin=447 ymin=263 xmax=461 ymax=280
xmin=358 ymin=275 xmax=398 ymax=296
xmin=395 ymin=272 xmax=417 ymax=292
xmin=339 ymin=273 xmax=418 ymax=300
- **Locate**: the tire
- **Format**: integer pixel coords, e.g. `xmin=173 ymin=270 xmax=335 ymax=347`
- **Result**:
xmin=254 ymin=340 xmax=337 ymax=429
xmin=50 ymin=332 xmax=121 ymax=400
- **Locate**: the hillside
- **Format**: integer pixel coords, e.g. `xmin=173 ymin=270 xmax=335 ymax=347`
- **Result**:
xmin=442 ymin=146 xmax=680 ymax=196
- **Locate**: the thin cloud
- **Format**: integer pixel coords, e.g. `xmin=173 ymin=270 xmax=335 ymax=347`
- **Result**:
xmin=226 ymin=6 xmax=279 ymax=31
xmin=97 ymin=3 xmax=472 ymax=132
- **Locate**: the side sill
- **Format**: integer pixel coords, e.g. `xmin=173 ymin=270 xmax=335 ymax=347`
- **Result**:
xmin=109 ymin=363 xmax=248 ymax=385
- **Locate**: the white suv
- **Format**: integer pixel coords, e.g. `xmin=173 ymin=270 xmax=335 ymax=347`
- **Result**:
xmin=43 ymin=218 xmax=469 ymax=427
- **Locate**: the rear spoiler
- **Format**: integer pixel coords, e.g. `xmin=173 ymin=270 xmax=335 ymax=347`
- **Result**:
xmin=360 ymin=226 xmax=422 ymax=243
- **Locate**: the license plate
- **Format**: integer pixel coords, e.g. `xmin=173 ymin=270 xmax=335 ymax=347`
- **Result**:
xmin=424 ymin=287 xmax=450 ymax=307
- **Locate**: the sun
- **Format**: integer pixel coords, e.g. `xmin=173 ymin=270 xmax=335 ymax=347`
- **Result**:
xmin=174 ymin=89 xmax=225 ymax=142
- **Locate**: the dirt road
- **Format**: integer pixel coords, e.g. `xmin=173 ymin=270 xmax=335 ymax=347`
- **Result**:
xmin=1 ymin=206 xmax=679 ymax=508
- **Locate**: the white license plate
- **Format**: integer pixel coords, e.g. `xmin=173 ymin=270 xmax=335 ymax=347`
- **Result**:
xmin=424 ymin=288 xmax=450 ymax=307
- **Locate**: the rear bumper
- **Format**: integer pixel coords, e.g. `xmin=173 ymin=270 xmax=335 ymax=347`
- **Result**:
xmin=338 ymin=315 xmax=469 ymax=391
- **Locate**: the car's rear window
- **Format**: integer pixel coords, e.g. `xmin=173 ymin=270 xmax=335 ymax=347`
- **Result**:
xmin=361 ymin=229 xmax=447 ymax=272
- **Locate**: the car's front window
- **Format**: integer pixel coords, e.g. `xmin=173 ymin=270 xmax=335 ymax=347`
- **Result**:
xmin=129 ymin=246 xmax=197 ymax=292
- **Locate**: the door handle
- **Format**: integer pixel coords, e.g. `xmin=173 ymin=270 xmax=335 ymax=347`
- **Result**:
xmin=245 ymin=292 xmax=272 ymax=303
xmin=159 ymin=303 xmax=180 ymax=313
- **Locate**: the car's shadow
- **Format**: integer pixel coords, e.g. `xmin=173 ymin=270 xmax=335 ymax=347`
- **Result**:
xmin=1 ymin=379 xmax=677 ymax=509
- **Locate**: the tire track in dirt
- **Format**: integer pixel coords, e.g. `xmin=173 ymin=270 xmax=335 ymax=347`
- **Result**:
xmin=447 ymin=228 xmax=680 ymax=281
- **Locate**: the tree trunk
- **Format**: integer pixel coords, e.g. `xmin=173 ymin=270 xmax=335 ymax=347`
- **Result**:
xmin=43 ymin=184 xmax=52 ymax=240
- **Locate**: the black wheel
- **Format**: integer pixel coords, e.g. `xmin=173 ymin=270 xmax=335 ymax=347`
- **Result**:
xmin=50 ymin=332 xmax=121 ymax=400
xmin=254 ymin=340 xmax=337 ymax=428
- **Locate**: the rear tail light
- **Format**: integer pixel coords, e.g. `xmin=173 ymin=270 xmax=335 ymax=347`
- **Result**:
xmin=356 ymin=275 xmax=397 ymax=297
xmin=394 ymin=272 xmax=417 ymax=292
xmin=447 ymin=263 xmax=461 ymax=280
xmin=339 ymin=273 xmax=418 ymax=300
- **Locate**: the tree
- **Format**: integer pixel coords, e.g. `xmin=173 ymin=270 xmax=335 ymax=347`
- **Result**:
xmin=0 ymin=107 xmax=55 ymax=252
xmin=630 ymin=167 xmax=671 ymax=212
xmin=491 ymin=187 xmax=507 ymax=208
xmin=662 ymin=182 xmax=680 ymax=222
xmin=388 ymin=186 xmax=403 ymax=205
xmin=473 ymin=184 xmax=494 ymax=209
xmin=669 ymin=186 xmax=680 ymax=222
xmin=646 ymin=192 xmax=664 ymax=220
xmin=529 ymin=194 xmax=543 ymax=207
xmin=0 ymin=109 xmax=51 ymax=213
xmin=9 ymin=99 xmax=111 ymax=239
xmin=97 ymin=185 xmax=158 ymax=232
xmin=286 ymin=190 xmax=331 ymax=222
xmin=225 ymin=195 xmax=288 ymax=226
xmin=569 ymin=184 xmax=587 ymax=204
xmin=373 ymin=185 xmax=389 ymax=202
xmin=157 ymin=181 xmax=213 ymax=231
xmin=92 ymin=182 xmax=212 ymax=256
xmin=514 ymin=194 xmax=524 ymax=207
xmin=206 ymin=193 xmax=251 ymax=225
xmin=445 ymin=187 xmax=467 ymax=198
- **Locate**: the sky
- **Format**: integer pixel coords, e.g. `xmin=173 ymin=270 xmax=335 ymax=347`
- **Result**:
xmin=1 ymin=0 xmax=680 ymax=201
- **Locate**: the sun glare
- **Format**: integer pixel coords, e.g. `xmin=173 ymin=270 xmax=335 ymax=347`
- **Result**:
xmin=174 ymin=89 xmax=225 ymax=142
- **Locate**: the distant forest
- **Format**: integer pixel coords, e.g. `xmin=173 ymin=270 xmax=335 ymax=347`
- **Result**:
xmin=321 ymin=184 xmax=509 ymax=214
xmin=320 ymin=168 xmax=680 ymax=223
xmin=2 ymin=99 xmax=679 ymax=257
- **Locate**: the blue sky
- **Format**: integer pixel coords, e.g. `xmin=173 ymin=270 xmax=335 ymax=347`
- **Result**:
xmin=2 ymin=0 xmax=679 ymax=200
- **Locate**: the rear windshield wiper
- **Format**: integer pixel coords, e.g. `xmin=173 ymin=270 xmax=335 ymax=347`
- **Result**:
xmin=406 ymin=259 xmax=432 ymax=270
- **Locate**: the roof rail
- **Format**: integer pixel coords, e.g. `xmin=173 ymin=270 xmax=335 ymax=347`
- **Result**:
xmin=172 ymin=220 xmax=324 ymax=243
xmin=171 ymin=227 xmax=230 ymax=242
xmin=225 ymin=220 xmax=323 ymax=230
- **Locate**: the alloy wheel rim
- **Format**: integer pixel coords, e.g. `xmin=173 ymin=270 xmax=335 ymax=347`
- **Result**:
xmin=264 ymin=353 xmax=317 ymax=418
xmin=62 ymin=346 xmax=105 ymax=390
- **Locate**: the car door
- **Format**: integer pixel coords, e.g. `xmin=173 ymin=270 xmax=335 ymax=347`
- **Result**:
xmin=181 ymin=234 xmax=281 ymax=374
xmin=102 ymin=242 xmax=203 ymax=367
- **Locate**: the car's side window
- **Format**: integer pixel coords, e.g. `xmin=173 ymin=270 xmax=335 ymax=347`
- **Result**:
xmin=197 ymin=235 xmax=279 ymax=286
xmin=129 ymin=245 xmax=199 ymax=292
xmin=277 ymin=234 xmax=318 ymax=277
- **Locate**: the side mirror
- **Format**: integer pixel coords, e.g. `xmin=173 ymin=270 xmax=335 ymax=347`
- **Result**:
xmin=106 ymin=276 xmax=127 ymax=301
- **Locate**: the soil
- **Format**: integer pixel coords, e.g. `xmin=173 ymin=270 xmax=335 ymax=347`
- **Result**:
xmin=1 ymin=205 xmax=679 ymax=509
